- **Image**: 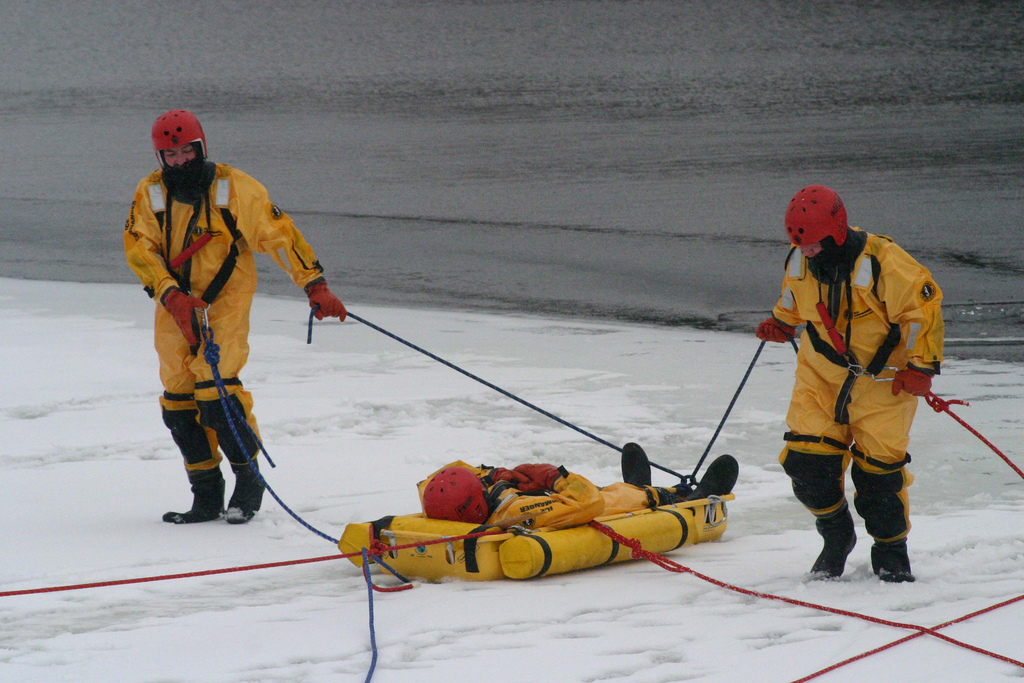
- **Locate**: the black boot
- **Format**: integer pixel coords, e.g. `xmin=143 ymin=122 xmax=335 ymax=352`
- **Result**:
xmin=810 ymin=502 xmax=857 ymax=579
xmin=872 ymin=539 xmax=915 ymax=583
xmin=225 ymin=460 xmax=265 ymax=525
xmin=621 ymin=442 xmax=652 ymax=487
xmin=684 ymin=454 xmax=739 ymax=501
xmin=163 ymin=468 xmax=225 ymax=524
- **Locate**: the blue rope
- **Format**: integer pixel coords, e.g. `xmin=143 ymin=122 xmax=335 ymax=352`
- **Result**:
xmin=338 ymin=311 xmax=624 ymax=452
xmin=367 ymin=554 xmax=412 ymax=584
xmin=200 ymin=320 xmax=339 ymax=544
xmin=689 ymin=339 xmax=766 ymax=478
xmin=361 ymin=548 xmax=379 ymax=683
xmin=308 ymin=309 xmax=699 ymax=480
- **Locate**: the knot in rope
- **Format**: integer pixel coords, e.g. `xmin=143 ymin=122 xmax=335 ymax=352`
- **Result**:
xmin=201 ymin=326 xmax=221 ymax=366
xmin=925 ymin=391 xmax=968 ymax=413
xmin=367 ymin=539 xmax=391 ymax=560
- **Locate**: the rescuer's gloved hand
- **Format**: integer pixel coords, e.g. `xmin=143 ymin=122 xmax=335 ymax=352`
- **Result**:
xmin=892 ymin=367 xmax=933 ymax=397
xmin=306 ymin=281 xmax=347 ymax=321
xmin=756 ymin=317 xmax=796 ymax=343
xmin=512 ymin=463 xmax=562 ymax=492
xmin=162 ymin=287 xmax=207 ymax=345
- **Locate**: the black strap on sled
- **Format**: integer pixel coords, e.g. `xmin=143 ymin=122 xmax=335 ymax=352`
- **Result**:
xmin=510 ymin=530 xmax=553 ymax=578
xmin=463 ymin=524 xmax=498 ymax=574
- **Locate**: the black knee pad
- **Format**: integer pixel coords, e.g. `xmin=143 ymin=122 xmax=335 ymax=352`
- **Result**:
xmin=781 ymin=448 xmax=847 ymax=513
xmin=162 ymin=406 xmax=216 ymax=466
xmin=197 ymin=396 xmax=258 ymax=466
xmin=851 ymin=466 xmax=909 ymax=541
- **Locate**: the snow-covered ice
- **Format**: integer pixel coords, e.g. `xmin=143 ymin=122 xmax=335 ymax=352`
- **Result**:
xmin=2 ymin=278 xmax=1023 ymax=682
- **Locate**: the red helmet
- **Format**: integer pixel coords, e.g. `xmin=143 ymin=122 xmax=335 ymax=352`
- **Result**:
xmin=151 ymin=109 xmax=207 ymax=158
xmin=422 ymin=467 xmax=489 ymax=523
xmin=784 ymin=185 xmax=848 ymax=246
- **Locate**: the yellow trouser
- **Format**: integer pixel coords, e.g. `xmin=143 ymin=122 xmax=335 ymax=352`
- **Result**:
xmin=780 ymin=356 xmax=916 ymax=543
xmin=600 ymin=482 xmax=661 ymax=515
xmin=155 ymin=288 xmax=261 ymax=470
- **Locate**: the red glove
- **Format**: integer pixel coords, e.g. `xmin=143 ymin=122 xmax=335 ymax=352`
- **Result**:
xmin=756 ymin=317 xmax=796 ymax=343
xmin=892 ymin=367 xmax=933 ymax=396
xmin=512 ymin=464 xmax=562 ymax=492
xmin=306 ymin=281 xmax=347 ymax=321
xmin=162 ymin=287 xmax=206 ymax=345
xmin=490 ymin=468 xmax=529 ymax=486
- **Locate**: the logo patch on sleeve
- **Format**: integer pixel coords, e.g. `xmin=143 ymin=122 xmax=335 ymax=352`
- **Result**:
xmin=920 ymin=281 xmax=936 ymax=302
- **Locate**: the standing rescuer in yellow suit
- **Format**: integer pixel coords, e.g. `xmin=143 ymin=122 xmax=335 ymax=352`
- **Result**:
xmin=124 ymin=109 xmax=347 ymax=525
xmin=757 ymin=185 xmax=944 ymax=583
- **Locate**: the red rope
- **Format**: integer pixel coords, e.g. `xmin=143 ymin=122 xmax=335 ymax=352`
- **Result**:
xmin=795 ymin=592 xmax=1024 ymax=681
xmin=0 ymin=527 xmax=508 ymax=599
xmin=7 ymin=517 xmax=1022 ymax=678
xmin=925 ymin=392 xmax=1024 ymax=481
xmin=0 ymin=554 xmax=347 ymax=598
xmin=586 ymin=521 xmax=1024 ymax=674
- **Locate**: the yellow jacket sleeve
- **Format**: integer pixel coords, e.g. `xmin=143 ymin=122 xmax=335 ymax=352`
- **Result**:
xmin=225 ymin=167 xmax=325 ymax=291
xmin=770 ymin=231 xmax=944 ymax=372
xmin=771 ymin=248 xmax=807 ymax=329
xmin=490 ymin=468 xmax=605 ymax=530
xmin=123 ymin=166 xmax=328 ymax=303
xmin=874 ymin=239 xmax=944 ymax=370
xmin=123 ymin=171 xmax=179 ymax=301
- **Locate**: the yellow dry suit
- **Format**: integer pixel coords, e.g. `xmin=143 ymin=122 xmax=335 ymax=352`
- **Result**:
xmin=771 ymin=228 xmax=944 ymax=543
xmin=124 ymin=163 xmax=327 ymax=474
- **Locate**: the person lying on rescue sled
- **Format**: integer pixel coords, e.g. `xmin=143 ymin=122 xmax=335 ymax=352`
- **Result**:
xmin=419 ymin=444 xmax=738 ymax=529
xmin=756 ymin=185 xmax=944 ymax=583
xmin=124 ymin=110 xmax=347 ymax=526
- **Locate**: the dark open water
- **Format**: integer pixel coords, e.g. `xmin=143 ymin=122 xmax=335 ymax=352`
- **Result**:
xmin=2 ymin=1 xmax=1022 ymax=359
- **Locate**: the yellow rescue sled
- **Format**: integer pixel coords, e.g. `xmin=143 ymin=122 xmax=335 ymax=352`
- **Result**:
xmin=339 ymin=494 xmax=732 ymax=581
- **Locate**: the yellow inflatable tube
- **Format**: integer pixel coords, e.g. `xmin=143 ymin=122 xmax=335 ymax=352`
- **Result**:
xmin=338 ymin=494 xmax=732 ymax=581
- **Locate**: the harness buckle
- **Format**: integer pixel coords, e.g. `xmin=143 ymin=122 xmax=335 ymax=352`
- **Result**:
xmin=868 ymin=365 xmax=900 ymax=381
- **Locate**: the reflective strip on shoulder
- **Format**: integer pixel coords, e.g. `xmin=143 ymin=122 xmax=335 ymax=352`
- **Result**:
xmin=787 ymin=252 xmax=803 ymax=278
xmin=906 ymin=321 xmax=921 ymax=348
xmin=781 ymin=286 xmax=795 ymax=310
xmin=215 ymin=178 xmax=230 ymax=207
xmin=148 ymin=184 xmax=165 ymax=212
xmin=853 ymin=256 xmax=872 ymax=288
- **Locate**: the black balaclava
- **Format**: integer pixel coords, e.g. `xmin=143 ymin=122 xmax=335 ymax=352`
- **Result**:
xmin=162 ymin=148 xmax=216 ymax=204
xmin=807 ymin=230 xmax=867 ymax=284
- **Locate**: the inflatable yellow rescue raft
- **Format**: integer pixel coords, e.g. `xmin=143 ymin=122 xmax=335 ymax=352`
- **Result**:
xmin=339 ymin=494 xmax=732 ymax=581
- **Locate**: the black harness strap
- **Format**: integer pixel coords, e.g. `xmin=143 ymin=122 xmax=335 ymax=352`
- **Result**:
xmin=784 ymin=431 xmax=851 ymax=452
xmin=851 ymin=444 xmax=912 ymax=471
xmin=157 ymin=193 xmax=244 ymax=353
xmin=200 ymin=208 xmax=243 ymax=306
xmin=195 ymin=377 xmax=242 ymax=391
xmin=805 ymin=274 xmax=902 ymax=426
